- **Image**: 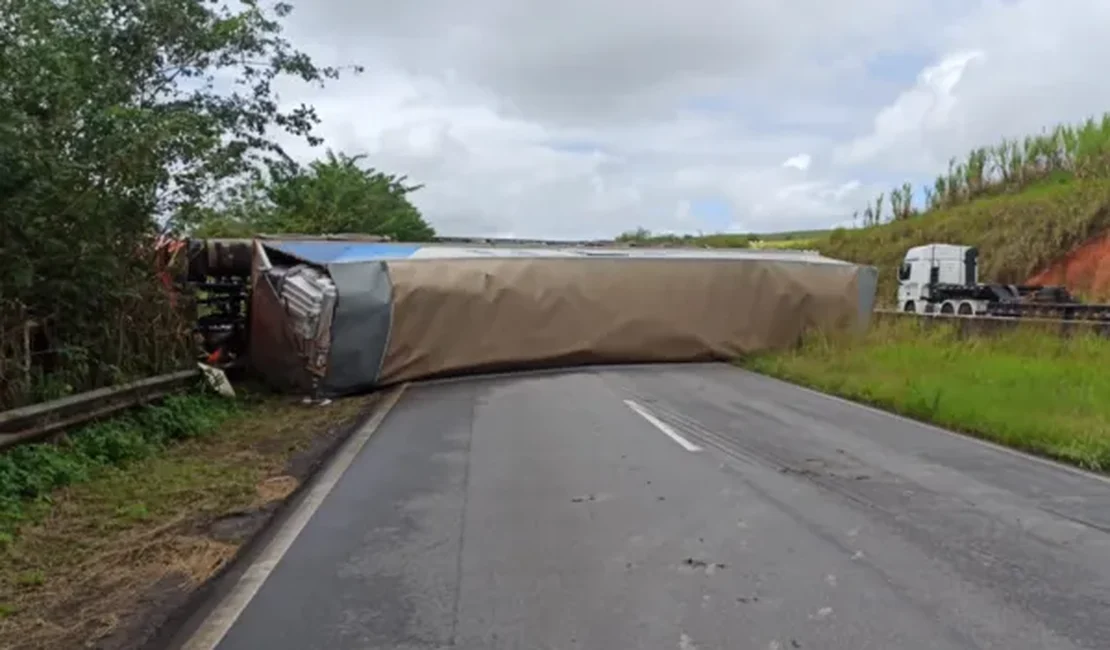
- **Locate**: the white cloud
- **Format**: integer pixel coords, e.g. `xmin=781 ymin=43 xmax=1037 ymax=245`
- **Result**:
xmin=783 ymin=154 xmax=813 ymax=171
xmin=835 ymin=50 xmax=985 ymax=170
xmin=266 ymin=0 xmax=1110 ymax=238
xmin=835 ymin=0 xmax=1110 ymax=178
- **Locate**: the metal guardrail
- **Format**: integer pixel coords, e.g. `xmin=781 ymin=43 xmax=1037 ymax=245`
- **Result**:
xmin=0 ymin=369 xmax=202 ymax=451
xmin=5 ymin=307 xmax=1096 ymax=453
xmin=872 ymin=308 xmax=1110 ymax=337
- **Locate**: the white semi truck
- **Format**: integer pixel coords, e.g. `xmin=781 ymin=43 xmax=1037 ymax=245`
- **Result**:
xmin=896 ymin=243 xmax=1110 ymax=320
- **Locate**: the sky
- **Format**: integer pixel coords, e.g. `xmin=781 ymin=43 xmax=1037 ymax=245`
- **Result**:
xmin=271 ymin=0 xmax=1110 ymax=239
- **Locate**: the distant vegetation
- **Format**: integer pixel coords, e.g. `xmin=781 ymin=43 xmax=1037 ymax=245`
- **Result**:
xmin=615 ymin=228 xmax=751 ymax=248
xmin=614 ymin=227 xmax=829 ymax=250
xmin=750 ymin=230 xmax=828 ymax=250
xmin=754 ymin=229 xmax=832 ymax=242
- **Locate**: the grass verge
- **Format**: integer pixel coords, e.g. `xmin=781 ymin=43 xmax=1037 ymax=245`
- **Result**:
xmin=749 ymin=237 xmax=819 ymax=250
xmin=0 ymin=385 xmax=377 ymax=650
xmin=0 ymin=393 xmax=239 ymax=536
xmin=741 ymin=317 xmax=1110 ymax=471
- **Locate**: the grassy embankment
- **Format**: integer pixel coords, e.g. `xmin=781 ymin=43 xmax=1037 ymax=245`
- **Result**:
xmin=743 ymin=317 xmax=1110 ymax=471
xmin=741 ymin=114 xmax=1110 ymax=472
xmin=0 ymin=384 xmax=376 ymax=650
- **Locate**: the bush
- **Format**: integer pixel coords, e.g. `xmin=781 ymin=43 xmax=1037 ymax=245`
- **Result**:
xmin=615 ymin=227 xmax=750 ymax=248
xmin=0 ymin=0 xmax=354 ymax=409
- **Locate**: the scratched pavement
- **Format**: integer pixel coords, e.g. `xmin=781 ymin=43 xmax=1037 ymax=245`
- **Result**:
xmin=194 ymin=364 xmax=1110 ymax=650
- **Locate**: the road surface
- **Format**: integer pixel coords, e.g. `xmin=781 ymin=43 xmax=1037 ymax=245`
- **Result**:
xmin=190 ymin=364 xmax=1110 ymax=650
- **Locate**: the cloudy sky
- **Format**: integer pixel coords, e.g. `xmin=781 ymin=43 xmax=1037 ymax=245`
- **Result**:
xmin=273 ymin=0 xmax=1110 ymax=239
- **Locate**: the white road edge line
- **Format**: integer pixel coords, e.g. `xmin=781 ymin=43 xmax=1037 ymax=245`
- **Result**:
xmin=180 ymin=384 xmax=408 ymax=650
xmin=623 ymin=399 xmax=702 ymax=452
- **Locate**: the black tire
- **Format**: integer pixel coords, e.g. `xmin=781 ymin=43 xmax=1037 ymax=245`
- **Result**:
xmin=903 ymin=301 xmax=916 ymax=313
xmin=940 ymin=302 xmax=956 ymax=315
xmin=957 ymin=302 xmax=973 ymax=316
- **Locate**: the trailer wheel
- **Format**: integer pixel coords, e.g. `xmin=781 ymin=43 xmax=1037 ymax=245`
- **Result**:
xmin=903 ymin=301 xmax=916 ymax=314
xmin=957 ymin=302 xmax=974 ymax=316
xmin=940 ymin=302 xmax=956 ymax=315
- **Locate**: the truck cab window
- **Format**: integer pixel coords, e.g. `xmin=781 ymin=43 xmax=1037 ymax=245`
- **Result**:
xmin=898 ymin=264 xmax=911 ymax=281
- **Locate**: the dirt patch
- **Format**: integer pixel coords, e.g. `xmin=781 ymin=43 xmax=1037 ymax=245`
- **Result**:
xmin=205 ymin=507 xmax=275 ymax=545
xmin=678 ymin=557 xmax=728 ymax=576
xmin=1027 ymin=232 xmax=1110 ymax=301
xmin=284 ymin=411 xmax=358 ymax=479
xmin=0 ymin=388 xmax=381 ymax=650
xmin=255 ymin=475 xmax=299 ymax=504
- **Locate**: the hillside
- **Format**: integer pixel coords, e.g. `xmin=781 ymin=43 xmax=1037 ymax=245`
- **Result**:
xmin=1027 ymin=231 xmax=1110 ymax=298
xmin=817 ymin=178 xmax=1110 ymax=305
xmin=812 ymin=113 xmax=1110 ymax=304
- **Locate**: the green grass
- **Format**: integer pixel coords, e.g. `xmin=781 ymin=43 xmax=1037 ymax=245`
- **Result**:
xmin=742 ymin=318 xmax=1110 ymax=471
xmin=0 ymin=392 xmax=238 ymax=537
xmin=750 ymin=228 xmax=831 ymax=242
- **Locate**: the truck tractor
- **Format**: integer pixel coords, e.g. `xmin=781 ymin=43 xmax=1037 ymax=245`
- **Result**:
xmin=896 ymin=243 xmax=1110 ymax=321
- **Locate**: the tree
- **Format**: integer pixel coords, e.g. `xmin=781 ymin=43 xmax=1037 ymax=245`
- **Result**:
xmin=616 ymin=227 xmax=653 ymax=243
xmin=191 ymin=150 xmax=437 ymax=241
xmin=0 ymin=0 xmax=353 ymax=406
xmin=890 ymin=182 xmax=915 ymax=221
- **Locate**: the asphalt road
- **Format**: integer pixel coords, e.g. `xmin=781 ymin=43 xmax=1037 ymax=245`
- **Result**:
xmin=199 ymin=364 xmax=1110 ymax=650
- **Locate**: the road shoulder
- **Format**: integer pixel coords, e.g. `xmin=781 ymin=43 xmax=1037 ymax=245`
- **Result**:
xmin=0 ymin=387 xmax=389 ymax=650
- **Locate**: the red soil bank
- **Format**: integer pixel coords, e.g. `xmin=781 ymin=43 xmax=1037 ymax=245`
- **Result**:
xmin=1027 ymin=233 xmax=1110 ymax=301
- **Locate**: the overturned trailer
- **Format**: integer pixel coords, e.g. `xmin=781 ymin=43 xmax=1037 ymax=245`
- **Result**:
xmin=248 ymin=240 xmax=879 ymax=397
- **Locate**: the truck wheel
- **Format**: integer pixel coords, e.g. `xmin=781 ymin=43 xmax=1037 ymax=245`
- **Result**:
xmin=903 ymin=301 xmax=916 ymax=313
xmin=940 ymin=302 xmax=956 ymax=315
xmin=957 ymin=302 xmax=973 ymax=316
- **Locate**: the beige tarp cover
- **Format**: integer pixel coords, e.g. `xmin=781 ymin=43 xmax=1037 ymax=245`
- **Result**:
xmin=249 ymin=241 xmax=877 ymax=396
xmin=381 ymin=256 xmax=873 ymax=384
